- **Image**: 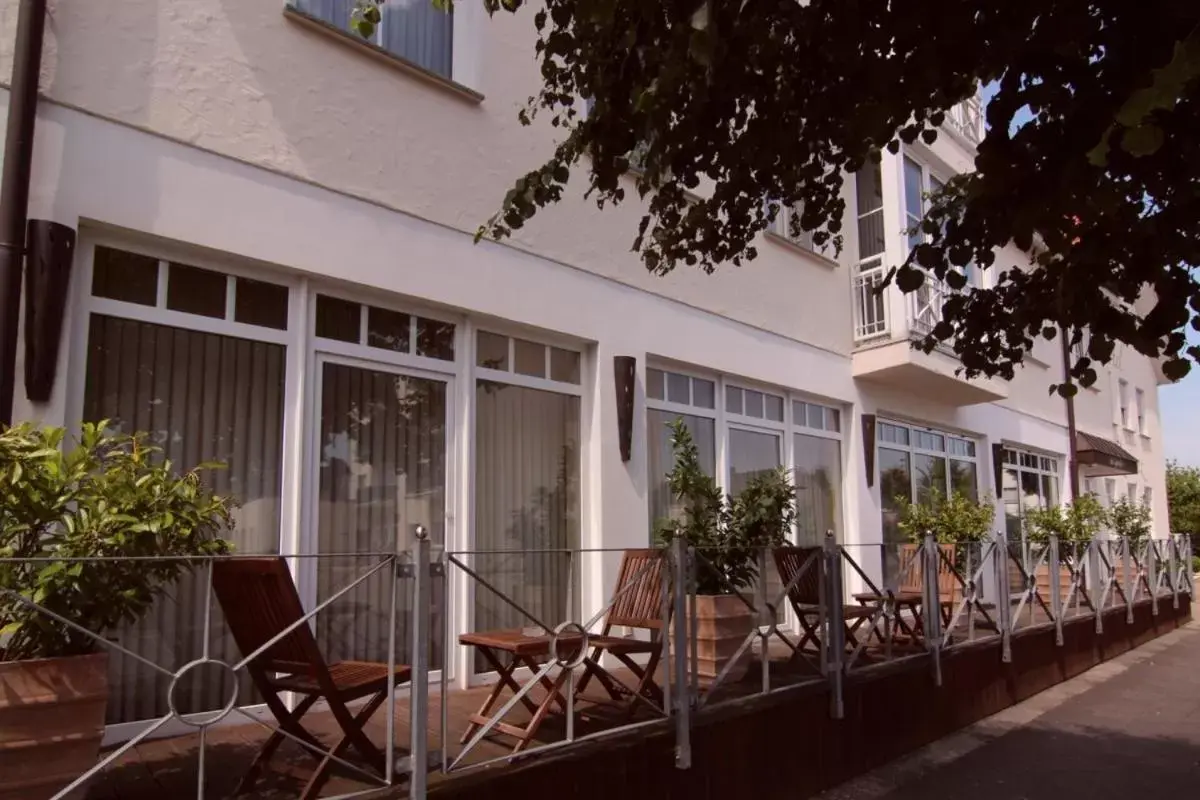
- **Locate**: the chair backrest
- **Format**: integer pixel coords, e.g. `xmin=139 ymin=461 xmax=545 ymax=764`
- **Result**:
xmin=211 ymin=557 xmax=327 ymax=675
xmin=605 ymin=549 xmax=667 ymax=632
xmin=773 ymin=546 xmax=823 ymax=607
xmin=897 ymin=543 xmax=958 ymax=600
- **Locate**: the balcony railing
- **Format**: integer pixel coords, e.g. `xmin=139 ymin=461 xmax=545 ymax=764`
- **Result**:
xmin=852 ymin=260 xmax=890 ymax=342
xmin=943 ymin=95 xmax=985 ymax=146
xmin=909 ymin=274 xmax=948 ymax=339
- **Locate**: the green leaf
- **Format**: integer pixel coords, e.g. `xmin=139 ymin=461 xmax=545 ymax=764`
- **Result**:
xmin=1120 ymin=124 xmax=1165 ymax=157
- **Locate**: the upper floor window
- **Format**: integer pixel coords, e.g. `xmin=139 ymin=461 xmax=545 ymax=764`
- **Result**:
xmin=1135 ymin=388 xmax=1146 ymax=435
xmin=764 ymin=199 xmax=831 ymax=257
xmin=855 ymin=162 xmax=885 ymax=269
xmin=292 ymin=0 xmax=453 ymax=79
xmin=1118 ymin=378 xmax=1130 ymax=429
xmin=903 ymin=155 xmax=976 ymax=287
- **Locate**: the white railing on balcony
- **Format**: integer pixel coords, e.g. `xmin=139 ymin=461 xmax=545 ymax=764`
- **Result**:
xmin=909 ymin=274 xmax=948 ymax=339
xmin=944 ymin=95 xmax=985 ymax=146
xmin=852 ymin=260 xmax=890 ymax=342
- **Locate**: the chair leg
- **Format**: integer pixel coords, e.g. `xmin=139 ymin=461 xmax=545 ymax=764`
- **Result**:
xmin=233 ymin=694 xmax=321 ymax=797
xmin=299 ymin=691 xmax=388 ymax=800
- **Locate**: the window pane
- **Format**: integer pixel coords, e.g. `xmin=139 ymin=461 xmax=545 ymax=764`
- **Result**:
xmin=513 ymin=338 xmax=546 ymax=378
xmin=951 ymin=459 xmax=978 ymax=501
xmin=667 ymin=371 xmax=690 ymax=404
xmin=744 ymin=390 xmax=764 ymax=419
xmin=380 ymin=0 xmax=453 ymax=78
xmin=1021 ymin=470 xmax=1043 ymax=512
xmin=1043 ymin=475 xmax=1059 ymax=508
xmin=880 ymin=422 xmax=910 ymax=446
xmin=879 ymin=447 xmax=912 ymax=547
xmin=827 ymin=408 xmax=841 ymax=433
xmin=728 ymin=428 xmax=780 ymax=495
xmin=92 ymin=245 xmax=158 ymax=305
xmin=726 ymin=385 xmax=743 ymax=414
xmin=167 ymin=263 xmax=226 ymax=319
xmin=795 ymin=433 xmax=842 ymax=546
xmin=315 ymin=294 xmax=361 ymax=342
xmin=765 ymin=394 xmax=784 ymax=422
xmin=416 ymin=317 xmax=455 ymax=360
xmin=1003 ymin=467 xmax=1022 ymax=539
xmin=915 ymin=431 xmax=945 ymax=452
xmin=646 ymin=368 xmax=665 ymax=400
xmin=647 ymin=410 xmax=716 ymax=529
xmin=806 ymin=403 xmax=825 ymax=430
xmin=82 ymin=315 xmax=285 ymax=723
xmin=692 ymin=378 xmax=716 ymax=409
xmin=476 ymin=330 xmax=509 ymax=370
xmin=475 ymin=382 xmax=580 ymax=658
xmin=914 ymin=454 xmax=948 ymax=503
xmin=235 ymin=277 xmax=289 ymax=330
xmin=366 ymin=306 xmax=411 ymax=353
xmin=904 ymin=157 xmax=924 ymax=218
xmin=549 ymin=347 xmax=581 ymax=384
xmin=855 ymin=162 xmax=883 ymax=215
xmin=316 ymin=364 xmax=447 ymax=673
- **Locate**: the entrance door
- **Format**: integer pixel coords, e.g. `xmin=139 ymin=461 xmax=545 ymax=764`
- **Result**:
xmin=312 ymin=356 xmax=452 ymax=674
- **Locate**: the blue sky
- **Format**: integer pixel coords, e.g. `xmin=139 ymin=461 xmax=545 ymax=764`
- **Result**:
xmin=1159 ymin=331 xmax=1200 ymax=467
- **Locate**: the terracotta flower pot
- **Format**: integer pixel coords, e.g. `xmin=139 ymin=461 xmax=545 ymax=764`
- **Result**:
xmin=676 ymin=594 xmax=756 ymax=683
xmin=0 ymin=652 xmax=108 ymax=800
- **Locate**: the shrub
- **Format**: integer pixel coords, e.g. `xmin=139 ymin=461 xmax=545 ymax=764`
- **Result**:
xmin=896 ymin=488 xmax=995 ymax=544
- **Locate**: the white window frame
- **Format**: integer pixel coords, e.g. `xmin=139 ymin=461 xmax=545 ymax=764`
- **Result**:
xmin=1118 ymin=379 xmax=1131 ymax=430
xmin=877 ymin=418 xmax=981 ymax=502
xmin=1134 ymin=387 xmax=1146 ymax=436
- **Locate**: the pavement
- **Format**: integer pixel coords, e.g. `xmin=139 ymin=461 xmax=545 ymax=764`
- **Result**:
xmin=818 ymin=609 xmax=1200 ymax=800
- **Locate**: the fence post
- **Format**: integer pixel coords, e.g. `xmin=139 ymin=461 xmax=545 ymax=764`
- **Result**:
xmin=824 ymin=532 xmax=845 ymax=719
xmin=408 ymin=526 xmax=431 ymax=798
xmin=1122 ymin=536 xmax=1134 ymax=624
xmin=993 ymin=531 xmax=1012 ymax=663
xmin=922 ymin=533 xmax=943 ymax=686
xmin=1148 ymin=539 xmax=1159 ymax=617
xmin=671 ymin=535 xmax=691 ymax=769
xmin=757 ymin=546 xmax=770 ymax=694
xmin=1049 ymin=534 xmax=1063 ymax=647
xmin=1188 ymin=534 xmax=1196 ymax=600
xmin=1089 ymin=538 xmax=1104 ymax=634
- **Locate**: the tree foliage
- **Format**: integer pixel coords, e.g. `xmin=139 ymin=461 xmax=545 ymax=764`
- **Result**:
xmin=1166 ymin=460 xmax=1200 ymax=533
xmin=354 ymin=0 xmax=1200 ymax=387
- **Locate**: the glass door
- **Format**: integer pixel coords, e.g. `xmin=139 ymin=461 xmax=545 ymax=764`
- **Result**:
xmin=312 ymin=356 xmax=452 ymax=673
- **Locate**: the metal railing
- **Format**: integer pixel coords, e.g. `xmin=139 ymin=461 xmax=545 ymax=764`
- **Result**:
xmin=2 ymin=531 xmax=1192 ymax=799
xmin=853 ymin=261 xmax=890 ymax=341
xmin=943 ymin=94 xmax=985 ymax=146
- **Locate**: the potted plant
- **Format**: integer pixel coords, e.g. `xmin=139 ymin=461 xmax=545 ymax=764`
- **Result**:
xmin=654 ymin=419 xmax=795 ymax=681
xmin=1107 ymin=497 xmax=1153 ymax=587
xmin=1023 ymin=494 xmax=1106 ymax=603
xmin=895 ymin=489 xmax=995 ymax=612
xmin=0 ymin=422 xmax=234 ymax=800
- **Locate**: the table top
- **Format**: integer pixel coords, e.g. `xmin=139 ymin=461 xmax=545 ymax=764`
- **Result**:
xmin=459 ymin=627 xmax=587 ymax=657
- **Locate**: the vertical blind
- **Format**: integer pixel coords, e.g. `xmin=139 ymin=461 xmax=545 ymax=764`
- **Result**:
xmin=294 ymin=0 xmax=453 ymax=79
xmin=82 ymin=315 xmax=285 ymax=724
xmin=473 ymin=382 xmax=579 ymax=664
xmin=316 ymin=362 xmax=447 ymax=670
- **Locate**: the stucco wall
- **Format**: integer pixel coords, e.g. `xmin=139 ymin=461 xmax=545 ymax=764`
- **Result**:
xmin=0 ymin=0 xmax=854 ymax=355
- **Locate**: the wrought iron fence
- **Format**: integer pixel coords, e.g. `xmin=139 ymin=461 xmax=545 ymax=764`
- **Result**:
xmin=1 ymin=531 xmax=1192 ymax=799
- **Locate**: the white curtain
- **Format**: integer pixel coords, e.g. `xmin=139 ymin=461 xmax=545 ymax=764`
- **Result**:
xmin=315 ymin=362 xmax=447 ymax=671
xmin=294 ymin=0 xmax=453 ymax=78
xmin=82 ymin=315 xmax=285 ymax=723
xmin=646 ymin=410 xmax=716 ymax=534
xmin=473 ymin=382 xmax=579 ymax=660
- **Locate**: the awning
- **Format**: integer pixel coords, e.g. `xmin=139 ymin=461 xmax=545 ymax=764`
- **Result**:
xmin=1076 ymin=431 xmax=1138 ymax=476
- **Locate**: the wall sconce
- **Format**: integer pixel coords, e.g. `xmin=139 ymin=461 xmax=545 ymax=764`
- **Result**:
xmin=23 ymin=220 xmax=75 ymax=403
xmin=614 ymin=355 xmax=636 ymax=462
xmin=862 ymin=414 xmax=876 ymax=488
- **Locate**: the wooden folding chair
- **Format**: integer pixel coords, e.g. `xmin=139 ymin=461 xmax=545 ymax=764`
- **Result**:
xmin=574 ymin=548 xmax=667 ymax=718
xmin=212 ymin=558 xmax=412 ymax=799
xmin=774 ymin=545 xmax=878 ymax=654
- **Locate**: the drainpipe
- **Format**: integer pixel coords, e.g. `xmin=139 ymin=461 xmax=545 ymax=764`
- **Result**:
xmin=0 ymin=0 xmax=47 ymax=427
xmin=1060 ymin=328 xmax=1080 ymax=502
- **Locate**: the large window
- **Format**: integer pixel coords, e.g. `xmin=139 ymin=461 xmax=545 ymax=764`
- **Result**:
xmin=291 ymin=0 xmax=453 ymax=79
xmin=1001 ymin=447 xmax=1060 ymax=539
xmin=473 ymin=330 xmax=582 ymax=661
xmin=82 ymin=245 xmax=290 ymax=725
xmin=878 ymin=420 xmax=979 ymax=547
xmin=646 ymin=368 xmax=718 ymax=529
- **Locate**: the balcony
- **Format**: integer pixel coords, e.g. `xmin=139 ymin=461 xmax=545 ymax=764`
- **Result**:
xmin=942 ymin=95 xmax=985 ymax=148
xmin=851 ymin=266 xmax=1009 ymax=405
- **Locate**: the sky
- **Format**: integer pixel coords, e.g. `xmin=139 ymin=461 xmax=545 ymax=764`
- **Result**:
xmin=1158 ymin=330 xmax=1200 ymax=467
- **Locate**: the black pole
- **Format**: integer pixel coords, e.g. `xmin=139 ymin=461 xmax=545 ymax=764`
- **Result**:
xmin=0 ymin=0 xmax=46 ymax=427
xmin=1060 ymin=327 xmax=1080 ymax=502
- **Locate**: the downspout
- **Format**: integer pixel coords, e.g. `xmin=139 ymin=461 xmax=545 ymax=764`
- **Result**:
xmin=0 ymin=0 xmax=47 ymax=427
xmin=1060 ymin=327 xmax=1080 ymax=503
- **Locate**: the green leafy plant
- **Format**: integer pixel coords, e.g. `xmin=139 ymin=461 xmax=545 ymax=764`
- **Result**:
xmin=1107 ymin=497 xmax=1152 ymax=545
xmin=653 ymin=418 xmax=794 ymax=595
xmin=1022 ymin=494 xmax=1107 ymax=546
xmin=0 ymin=422 xmax=235 ymax=661
xmin=896 ymin=489 xmax=995 ymax=544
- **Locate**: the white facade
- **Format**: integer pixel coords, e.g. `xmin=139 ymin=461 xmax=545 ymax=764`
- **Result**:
xmin=0 ymin=0 xmax=1171 ymax=703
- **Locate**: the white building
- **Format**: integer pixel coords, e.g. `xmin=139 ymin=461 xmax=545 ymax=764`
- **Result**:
xmin=0 ymin=0 xmax=1171 ymax=723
